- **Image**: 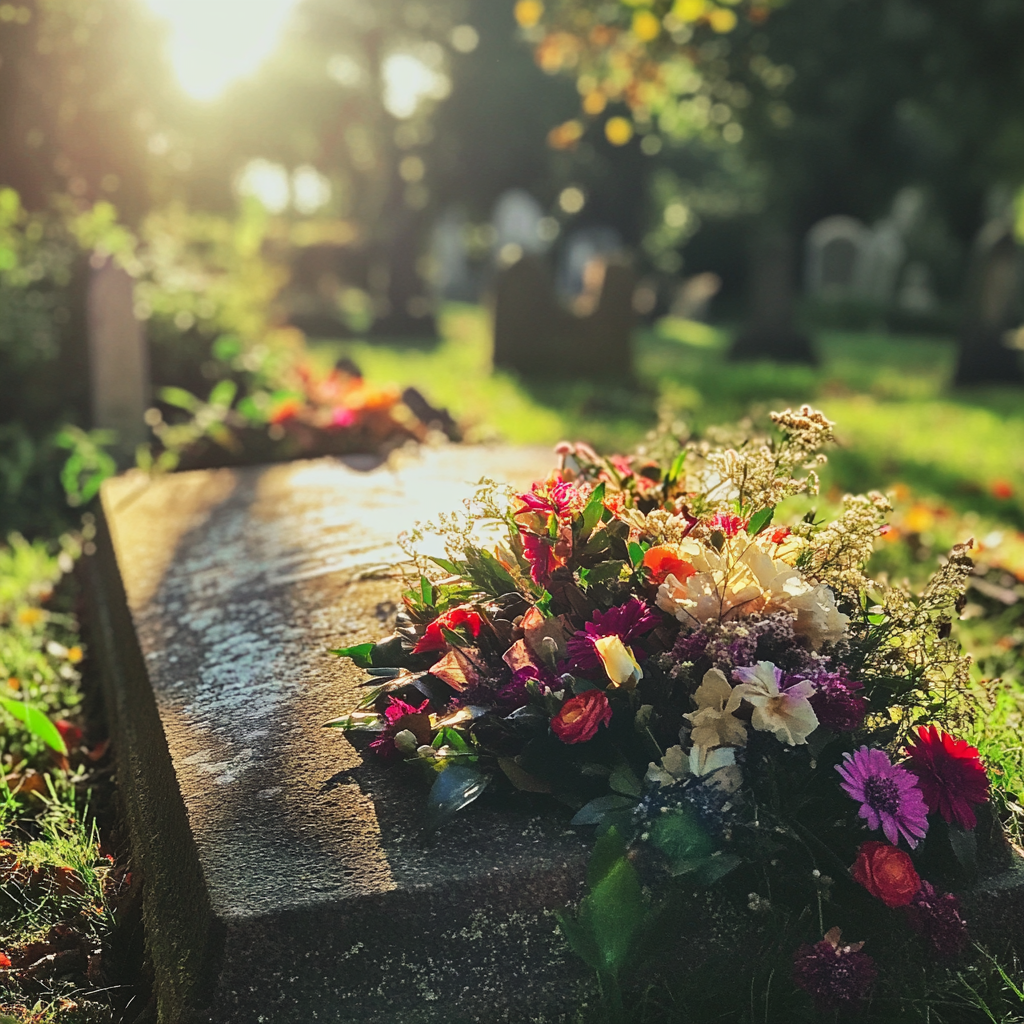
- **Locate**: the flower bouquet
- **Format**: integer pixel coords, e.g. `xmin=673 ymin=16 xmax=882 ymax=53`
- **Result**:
xmin=153 ymin=357 xmax=460 ymax=473
xmin=328 ymin=407 xmax=1003 ymax=1014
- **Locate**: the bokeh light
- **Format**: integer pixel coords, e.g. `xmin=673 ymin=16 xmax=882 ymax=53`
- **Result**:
xmin=141 ymin=0 xmax=303 ymax=101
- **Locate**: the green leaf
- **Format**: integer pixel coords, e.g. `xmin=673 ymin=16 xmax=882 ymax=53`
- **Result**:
xmin=208 ymin=379 xmax=237 ymax=409
xmin=579 ymin=857 xmax=647 ymax=974
xmin=746 ymin=507 xmax=775 ymax=535
xmin=666 ymin=450 xmax=686 ymax=487
xmin=425 ymin=765 xmax=489 ymax=829
xmin=586 ymin=560 xmax=627 ymax=585
xmin=430 ymin=556 xmax=463 ymax=576
xmin=322 ymin=711 xmax=384 ymax=732
xmin=0 ymin=697 xmax=67 ymax=754
xmin=608 ymin=765 xmax=642 ymax=799
xmin=581 ymin=482 xmax=606 ymax=536
xmin=587 ymin=826 xmax=628 ymax=887
xmin=330 ymin=642 xmax=375 ymax=668
xmin=158 ymin=386 xmax=202 ymax=413
xmin=627 ymin=542 xmax=645 ymax=568
xmin=420 ymin=576 xmax=434 ymax=607
xmin=536 ymin=590 xmax=554 ymax=616
xmin=554 ymin=909 xmax=602 ymax=973
xmin=948 ymin=823 xmax=978 ymax=877
xmin=571 ymin=794 xmax=638 ymax=826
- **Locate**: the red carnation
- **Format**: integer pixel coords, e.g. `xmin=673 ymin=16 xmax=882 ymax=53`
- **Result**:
xmin=551 ymin=690 xmax=612 ymax=745
xmin=904 ymin=725 xmax=990 ymax=830
xmin=413 ymin=607 xmax=484 ymax=654
xmin=851 ymin=841 xmax=921 ymax=908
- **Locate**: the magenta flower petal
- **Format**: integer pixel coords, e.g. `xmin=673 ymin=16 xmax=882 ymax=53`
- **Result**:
xmin=836 ymin=745 xmax=929 ymax=849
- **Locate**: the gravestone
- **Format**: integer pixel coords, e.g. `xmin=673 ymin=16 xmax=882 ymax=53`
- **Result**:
xmin=492 ymin=189 xmax=549 ymax=268
xmin=491 ymin=254 xmax=636 ymax=379
xmin=954 ymin=220 xmax=1024 ymax=385
xmin=85 ymin=448 xmax=1024 ymax=1022
xmin=805 ymin=216 xmax=870 ymax=299
xmin=86 ymin=255 xmax=148 ymax=461
xmin=731 ymin=231 xmax=817 ymax=364
xmin=860 ymin=218 xmax=906 ymax=306
xmin=429 ymin=206 xmax=476 ymax=302
xmin=86 ymin=446 xmax=593 ymax=1024
xmin=557 ymin=226 xmax=624 ymax=301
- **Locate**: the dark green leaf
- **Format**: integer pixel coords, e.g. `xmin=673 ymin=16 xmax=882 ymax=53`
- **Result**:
xmin=746 ymin=507 xmax=775 ymax=535
xmin=948 ymin=824 xmax=978 ymax=877
xmin=554 ymin=909 xmax=602 ymax=973
xmin=571 ymin=794 xmax=638 ymax=826
xmin=608 ymin=765 xmax=642 ymax=799
xmin=425 ymin=765 xmax=489 ymax=829
xmin=0 ymin=698 xmax=67 ymax=754
xmin=330 ymin=642 xmax=375 ymax=668
xmin=586 ymin=560 xmax=627 ymax=585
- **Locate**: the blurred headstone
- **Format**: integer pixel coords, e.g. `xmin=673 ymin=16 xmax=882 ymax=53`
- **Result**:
xmin=492 ymin=253 xmax=636 ymax=379
xmin=558 ymin=226 xmax=624 ymax=300
xmin=86 ymin=255 xmax=148 ymax=461
xmin=492 ymin=190 xmax=549 ymax=268
xmin=805 ymin=216 xmax=870 ymax=299
xmin=492 ymin=253 xmax=559 ymax=375
xmin=954 ymin=220 xmax=1024 ymax=385
xmin=860 ymin=219 xmax=906 ymax=306
xmin=369 ymin=211 xmax=437 ymax=339
xmin=731 ymin=232 xmax=816 ymax=364
xmin=430 ymin=206 xmax=475 ymax=302
xmin=671 ymin=272 xmax=722 ymax=321
xmin=897 ymin=262 xmax=937 ymax=314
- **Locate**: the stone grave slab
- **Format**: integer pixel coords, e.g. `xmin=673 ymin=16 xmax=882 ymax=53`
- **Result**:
xmin=84 ymin=445 xmax=1024 ymax=1023
xmin=85 ymin=446 xmax=594 ymax=1024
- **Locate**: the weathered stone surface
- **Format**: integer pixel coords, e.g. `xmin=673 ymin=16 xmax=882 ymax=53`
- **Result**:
xmin=85 ymin=446 xmax=595 ymax=1024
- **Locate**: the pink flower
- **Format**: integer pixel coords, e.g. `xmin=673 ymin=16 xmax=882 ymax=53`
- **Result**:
xmin=836 ymin=746 xmax=929 ymax=848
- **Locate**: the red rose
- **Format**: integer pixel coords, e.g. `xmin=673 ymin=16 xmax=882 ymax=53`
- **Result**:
xmin=851 ymin=841 xmax=921 ymax=908
xmin=413 ymin=607 xmax=484 ymax=654
xmin=551 ymin=690 xmax=613 ymax=745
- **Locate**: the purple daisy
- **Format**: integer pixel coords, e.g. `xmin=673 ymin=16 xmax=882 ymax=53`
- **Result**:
xmin=836 ymin=745 xmax=929 ymax=848
xmin=793 ymin=928 xmax=877 ymax=1013
xmin=563 ymin=598 xmax=660 ymax=673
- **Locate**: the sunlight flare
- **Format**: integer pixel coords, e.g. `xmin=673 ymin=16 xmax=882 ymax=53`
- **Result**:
xmin=142 ymin=0 xmax=302 ymax=101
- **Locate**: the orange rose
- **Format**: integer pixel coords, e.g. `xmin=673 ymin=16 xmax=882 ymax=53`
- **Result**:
xmin=851 ymin=841 xmax=921 ymax=908
xmin=551 ymin=690 xmax=613 ymax=745
xmin=643 ymin=545 xmax=696 ymax=587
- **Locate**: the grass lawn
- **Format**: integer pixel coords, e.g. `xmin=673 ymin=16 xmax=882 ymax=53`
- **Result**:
xmin=318 ymin=305 xmax=1024 ymax=529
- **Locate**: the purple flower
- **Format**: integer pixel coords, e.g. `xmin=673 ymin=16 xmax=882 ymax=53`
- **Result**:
xmin=799 ymin=666 xmax=867 ymax=732
xmin=793 ymin=928 xmax=877 ymax=1013
xmin=836 ymin=746 xmax=929 ymax=848
xmin=673 ymin=627 xmax=711 ymax=663
xmin=904 ymin=881 xmax=969 ymax=960
xmin=493 ymin=665 xmax=557 ymax=709
xmin=563 ymin=598 xmax=660 ymax=673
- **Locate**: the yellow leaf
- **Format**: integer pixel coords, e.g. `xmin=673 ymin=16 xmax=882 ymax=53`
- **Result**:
xmin=708 ymin=7 xmax=738 ymax=32
xmin=514 ymin=0 xmax=544 ymax=29
xmin=631 ymin=9 xmax=661 ymax=41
